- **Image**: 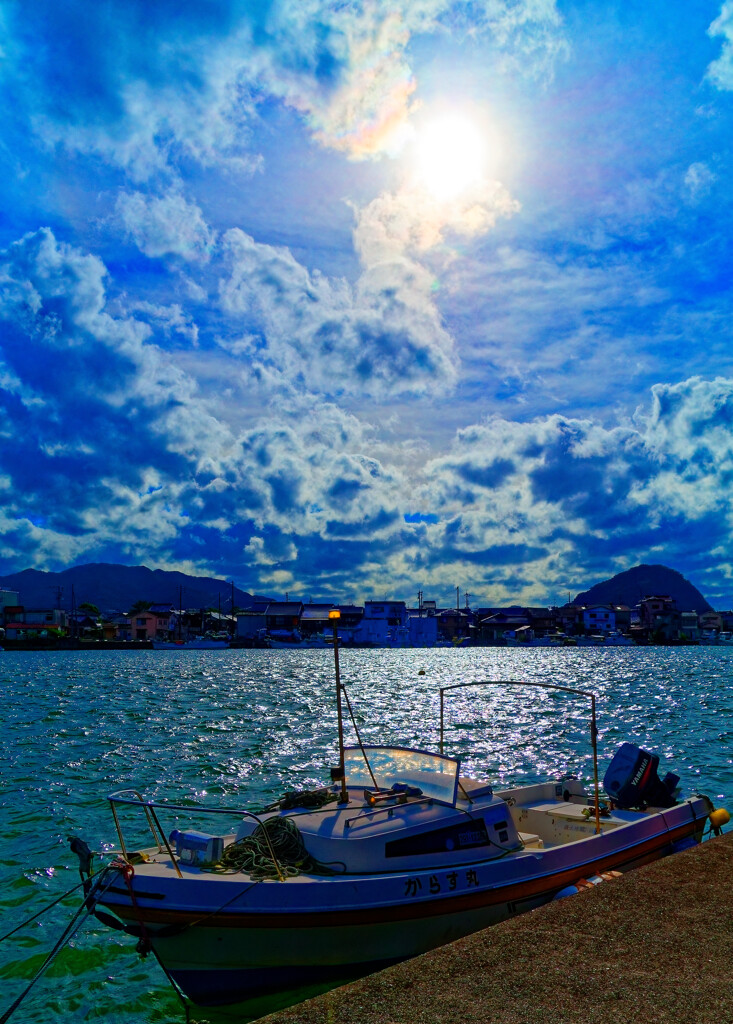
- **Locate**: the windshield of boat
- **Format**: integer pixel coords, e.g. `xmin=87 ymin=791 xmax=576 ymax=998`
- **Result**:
xmin=343 ymin=746 xmax=460 ymax=806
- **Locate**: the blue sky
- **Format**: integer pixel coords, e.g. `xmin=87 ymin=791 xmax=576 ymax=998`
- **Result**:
xmin=2 ymin=0 xmax=733 ymax=607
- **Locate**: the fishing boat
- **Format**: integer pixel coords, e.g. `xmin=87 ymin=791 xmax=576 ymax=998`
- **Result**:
xmin=602 ymin=631 xmax=636 ymax=646
xmin=151 ymin=637 xmax=230 ymax=650
xmin=265 ymin=630 xmax=333 ymax=649
xmin=83 ymin=616 xmax=728 ymax=1015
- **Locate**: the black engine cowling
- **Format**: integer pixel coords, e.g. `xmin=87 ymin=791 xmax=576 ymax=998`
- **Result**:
xmin=603 ymin=743 xmax=679 ymax=809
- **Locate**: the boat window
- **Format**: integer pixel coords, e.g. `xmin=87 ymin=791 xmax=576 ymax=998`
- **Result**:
xmin=343 ymin=746 xmax=460 ymax=806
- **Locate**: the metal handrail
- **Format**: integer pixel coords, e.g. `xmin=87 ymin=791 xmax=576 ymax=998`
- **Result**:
xmin=438 ymin=680 xmax=601 ymax=835
xmin=107 ymin=790 xmax=286 ymax=881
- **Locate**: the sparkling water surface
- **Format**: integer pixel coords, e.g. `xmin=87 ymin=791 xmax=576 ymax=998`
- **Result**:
xmin=1 ymin=647 xmax=731 ymax=1022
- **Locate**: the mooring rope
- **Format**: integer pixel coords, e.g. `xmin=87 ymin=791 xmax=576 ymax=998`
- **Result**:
xmin=211 ymin=816 xmax=312 ymax=879
xmin=209 ymin=807 xmax=344 ymax=878
xmin=0 ymin=875 xmax=93 ymax=944
xmin=0 ymin=870 xmax=115 ymax=1024
xmin=263 ymin=787 xmax=337 ymax=811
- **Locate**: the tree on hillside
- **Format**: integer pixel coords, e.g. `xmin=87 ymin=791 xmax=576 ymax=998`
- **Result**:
xmin=128 ymin=600 xmax=152 ymax=615
xmin=78 ymin=602 xmax=99 ymax=616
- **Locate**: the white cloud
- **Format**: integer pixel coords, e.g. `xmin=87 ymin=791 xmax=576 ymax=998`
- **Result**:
xmin=115 ymin=190 xmax=215 ymax=261
xmin=707 ymin=2 xmax=733 ymax=90
xmin=684 ymin=161 xmax=716 ymax=200
xmin=352 ymin=179 xmax=520 ymax=265
xmin=218 ymin=227 xmax=457 ymax=397
xmin=127 ymin=301 xmax=199 ymax=345
xmin=4 ymin=227 xmax=733 ymax=606
xmin=0 ymin=226 xmax=230 ymax=479
xmin=2 ymin=1 xmax=564 ymax=176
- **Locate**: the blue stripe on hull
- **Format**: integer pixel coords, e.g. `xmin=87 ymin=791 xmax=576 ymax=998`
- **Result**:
xmin=168 ymin=958 xmax=400 ymax=1007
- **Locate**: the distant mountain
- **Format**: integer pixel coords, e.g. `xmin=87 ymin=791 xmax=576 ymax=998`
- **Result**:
xmin=574 ymin=564 xmax=713 ymax=612
xmin=0 ymin=563 xmax=258 ymax=615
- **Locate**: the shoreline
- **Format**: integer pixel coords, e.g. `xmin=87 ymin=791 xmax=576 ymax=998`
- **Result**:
xmin=0 ymin=638 xmax=718 ymax=651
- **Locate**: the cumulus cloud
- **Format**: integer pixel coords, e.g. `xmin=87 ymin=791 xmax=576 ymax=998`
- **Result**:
xmin=218 ymin=227 xmax=457 ymax=397
xmin=115 ymin=190 xmax=216 ymax=261
xmin=0 ymin=228 xmax=412 ymax=586
xmin=0 ymin=228 xmax=231 ymax=564
xmin=630 ymin=377 xmax=733 ymax=521
xmin=4 ymin=230 xmax=733 ymax=605
xmin=252 ymin=1 xmax=565 ymax=157
xmin=0 ymin=3 xmax=264 ymax=179
xmin=402 ymin=379 xmax=733 ymax=603
xmin=127 ymin=301 xmax=200 ymax=345
xmin=353 ymin=180 xmax=520 ymax=264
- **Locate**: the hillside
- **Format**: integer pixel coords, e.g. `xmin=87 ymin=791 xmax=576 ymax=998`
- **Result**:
xmin=0 ymin=563 xmax=258 ymax=615
xmin=573 ymin=564 xmax=713 ymax=612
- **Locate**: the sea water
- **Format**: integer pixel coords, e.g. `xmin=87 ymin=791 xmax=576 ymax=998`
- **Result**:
xmin=0 ymin=647 xmax=731 ymax=1023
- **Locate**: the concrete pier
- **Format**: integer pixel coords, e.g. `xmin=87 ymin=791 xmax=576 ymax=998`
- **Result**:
xmin=261 ymin=834 xmax=733 ymax=1024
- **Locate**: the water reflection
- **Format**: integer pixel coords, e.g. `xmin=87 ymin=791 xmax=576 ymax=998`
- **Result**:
xmin=0 ymin=646 xmax=731 ymax=1024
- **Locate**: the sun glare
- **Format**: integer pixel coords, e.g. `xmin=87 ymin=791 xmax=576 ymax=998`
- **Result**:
xmin=413 ymin=114 xmax=487 ymax=201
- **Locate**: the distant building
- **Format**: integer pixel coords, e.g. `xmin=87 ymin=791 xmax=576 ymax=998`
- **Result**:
xmin=353 ymin=601 xmax=409 ymax=646
xmin=266 ymin=602 xmax=304 ymax=636
xmin=680 ymin=611 xmax=700 ymax=641
xmin=126 ymin=611 xmax=157 ymax=641
xmin=0 ymin=590 xmax=20 ymax=624
xmin=300 ymin=604 xmax=336 ymax=637
xmin=25 ymin=609 xmax=67 ymax=628
xmin=478 ymin=608 xmax=530 ymax=644
xmin=335 ymin=605 xmax=364 ymax=631
xmin=700 ymin=610 xmax=723 ymax=634
xmin=236 ymin=608 xmax=269 ymax=640
xmin=67 ymin=613 xmax=99 ymax=638
xmin=556 ymin=604 xmax=584 ymax=635
xmin=613 ymin=605 xmax=632 ymax=632
xmin=4 ymin=609 xmax=66 ymax=639
xmin=407 ymin=613 xmax=438 ymax=646
xmin=437 ymin=608 xmax=470 ymax=642
xmin=582 ymin=605 xmax=616 ymax=634
xmin=148 ymin=605 xmax=177 ymax=639
xmin=639 ymin=595 xmax=680 ymax=641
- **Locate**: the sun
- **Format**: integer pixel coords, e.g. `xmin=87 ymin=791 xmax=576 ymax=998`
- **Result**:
xmin=412 ymin=113 xmax=487 ymax=201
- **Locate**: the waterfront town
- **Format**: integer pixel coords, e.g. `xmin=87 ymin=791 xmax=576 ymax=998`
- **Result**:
xmin=1 ymin=586 xmax=733 ymax=649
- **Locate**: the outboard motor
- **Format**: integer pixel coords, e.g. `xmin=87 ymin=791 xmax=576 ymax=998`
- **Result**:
xmin=603 ymin=743 xmax=679 ymax=809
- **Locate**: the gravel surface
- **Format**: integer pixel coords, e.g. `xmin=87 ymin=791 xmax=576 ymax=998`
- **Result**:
xmin=261 ymin=834 xmax=733 ymax=1024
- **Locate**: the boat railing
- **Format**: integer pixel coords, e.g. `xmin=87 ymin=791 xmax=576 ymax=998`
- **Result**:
xmin=438 ymin=680 xmax=601 ymax=834
xmin=106 ymin=790 xmax=285 ymax=880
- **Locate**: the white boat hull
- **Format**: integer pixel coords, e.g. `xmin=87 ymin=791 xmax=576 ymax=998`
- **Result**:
xmin=267 ymin=638 xmax=330 ymax=649
xmin=95 ymin=795 xmax=705 ymax=1007
xmin=151 ymin=640 xmax=230 ymax=649
xmin=89 ymin=683 xmax=721 ymax=1015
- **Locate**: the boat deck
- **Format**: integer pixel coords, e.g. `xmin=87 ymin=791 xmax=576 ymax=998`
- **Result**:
xmin=507 ymin=797 xmax=653 ymax=848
